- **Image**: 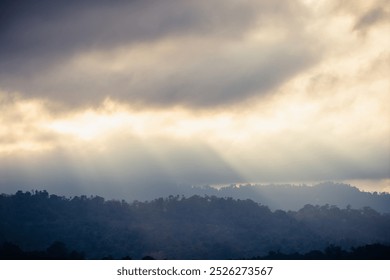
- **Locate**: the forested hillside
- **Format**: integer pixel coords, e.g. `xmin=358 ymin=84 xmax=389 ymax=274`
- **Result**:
xmin=1 ymin=191 xmax=389 ymax=259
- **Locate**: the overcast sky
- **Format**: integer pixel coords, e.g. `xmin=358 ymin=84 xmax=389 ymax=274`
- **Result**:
xmin=1 ymin=0 xmax=389 ymax=198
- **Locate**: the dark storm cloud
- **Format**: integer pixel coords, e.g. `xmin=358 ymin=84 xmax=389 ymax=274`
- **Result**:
xmin=3 ymin=40 xmax=313 ymax=109
xmin=0 ymin=0 xmax=312 ymax=109
xmin=0 ymin=0 xmax=265 ymax=72
xmin=134 ymin=44 xmax=314 ymax=108
xmin=0 ymin=0 xmax=301 ymax=52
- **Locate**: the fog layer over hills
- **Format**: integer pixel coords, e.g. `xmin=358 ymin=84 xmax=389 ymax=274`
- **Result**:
xmin=187 ymin=182 xmax=390 ymax=213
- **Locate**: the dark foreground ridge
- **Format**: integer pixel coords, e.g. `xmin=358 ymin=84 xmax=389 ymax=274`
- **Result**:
xmin=2 ymin=241 xmax=389 ymax=260
xmin=1 ymin=190 xmax=389 ymax=259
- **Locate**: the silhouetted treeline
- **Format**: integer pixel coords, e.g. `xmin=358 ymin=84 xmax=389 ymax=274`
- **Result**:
xmin=0 ymin=190 xmax=389 ymax=259
xmin=2 ymin=241 xmax=388 ymax=260
xmin=0 ymin=241 xmax=84 ymax=260
xmin=254 ymin=244 xmax=390 ymax=260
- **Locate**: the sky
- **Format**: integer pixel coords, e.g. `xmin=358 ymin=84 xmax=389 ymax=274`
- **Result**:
xmin=0 ymin=0 xmax=389 ymax=198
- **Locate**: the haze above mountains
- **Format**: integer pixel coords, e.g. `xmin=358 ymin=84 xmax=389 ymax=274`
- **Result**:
xmin=189 ymin=182 xmax=390 ymax=213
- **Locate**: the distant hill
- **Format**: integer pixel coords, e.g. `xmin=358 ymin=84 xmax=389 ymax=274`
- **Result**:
xmin=188 ymin=182 xmax=390 ymax=213
xmin=1 ymin=190 xmax=389 ymax=259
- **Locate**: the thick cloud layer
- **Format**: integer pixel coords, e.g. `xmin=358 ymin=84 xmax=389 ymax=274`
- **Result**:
xmin=0 ymin=0 xmax=302 ymax=58
xmin=0 ymin=0 xmax=312 ymax=109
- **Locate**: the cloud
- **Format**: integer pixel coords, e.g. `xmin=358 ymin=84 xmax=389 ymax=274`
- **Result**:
xmin=0 ymin=92 xmax=58 ymax=153
xmin=329 ymin=0 xmax=390 ymax=32
xmin=0 ymin=0 xmax=313 ymax=110
xmin=353 ymin=8 xmax=389 ymax=31
xmin=4 ymin=37 xmax=314 ymax=110
xmin=0 ymin=0 xmax=303 ymax=55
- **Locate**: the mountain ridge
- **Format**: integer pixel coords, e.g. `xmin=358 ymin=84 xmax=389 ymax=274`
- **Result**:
xmin=1 ymin=189 xmax=389 ymax=259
